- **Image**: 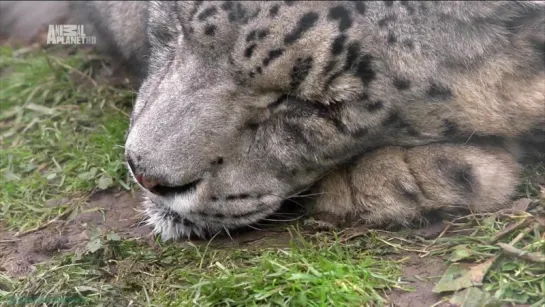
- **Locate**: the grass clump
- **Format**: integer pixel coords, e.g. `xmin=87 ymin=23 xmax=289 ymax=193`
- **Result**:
xmin=439 ymin=210 xmax=545 ymax=305
xmin=0 ymin=45 xmax=135 ymax=232
xmin=1 ymin=229 xmax=401 ymax=307
xmin=156 ymin=234 xmax=399 ymax=306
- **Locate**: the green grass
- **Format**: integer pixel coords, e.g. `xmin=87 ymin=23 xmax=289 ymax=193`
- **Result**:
xmin=433 ymin=211 xmax=544 ymax=305
xmin=1 ymin=44 xmax=544 ymax=306
xmin=371 ymin=163 xmax=545 ymax=306
xmin=1 ymin=229 xmax=401 ymax=306
xmin=0 ymin=45 xmax=135 ymax=232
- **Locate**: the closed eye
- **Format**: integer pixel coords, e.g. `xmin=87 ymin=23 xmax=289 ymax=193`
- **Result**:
xmin=267 ymin=94 xmax=289 ymax=110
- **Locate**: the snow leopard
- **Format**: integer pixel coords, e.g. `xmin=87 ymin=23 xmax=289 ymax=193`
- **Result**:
xmin=66 ymin=1 xmax=545 ymax=240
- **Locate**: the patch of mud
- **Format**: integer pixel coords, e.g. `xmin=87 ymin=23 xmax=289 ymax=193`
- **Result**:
xmin=75 ymin=189 xmax=151 ymax=238
xmin=0 ymin=189 xmax=302 ymax=278
xmin=0 ymin=189 xmax=150 ymax=278
xmin=387 ymin=255 xmax=447 ymax=307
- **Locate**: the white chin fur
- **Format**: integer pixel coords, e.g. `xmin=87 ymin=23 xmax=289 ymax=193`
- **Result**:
xmin=142 ymin=195 xmax=216 ymax=240
xmin=141 ymin=194 xmax=280 ymax=241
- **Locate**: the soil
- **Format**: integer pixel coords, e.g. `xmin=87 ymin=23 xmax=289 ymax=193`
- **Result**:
xmin=387 ymin=255 xmax=448 ymax=307
xmin=0 ymin=187 xmax=455 ymax=307
xmin=0 ymin=189 xmax=150 ymax=278
xmin=0 ymin=188 xmax=308 ymax=277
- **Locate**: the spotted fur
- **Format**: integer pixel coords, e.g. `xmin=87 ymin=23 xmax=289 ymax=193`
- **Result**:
xmin=69 ymin=1 xmax=544 ymax=240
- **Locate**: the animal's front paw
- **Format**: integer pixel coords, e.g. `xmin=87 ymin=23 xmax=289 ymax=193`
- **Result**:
xmin=308 ymin=144 xmax=522 ymax=227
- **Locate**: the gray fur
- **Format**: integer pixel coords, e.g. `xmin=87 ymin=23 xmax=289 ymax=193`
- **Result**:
xmin=5 ymin=1 xmax=544 ymax=240
xmin=123 ymin=1 xmax=544 ymax=239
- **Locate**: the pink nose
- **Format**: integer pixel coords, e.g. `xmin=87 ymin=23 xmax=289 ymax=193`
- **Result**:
xmin=135 ymin=174 xmax=160 ymax=190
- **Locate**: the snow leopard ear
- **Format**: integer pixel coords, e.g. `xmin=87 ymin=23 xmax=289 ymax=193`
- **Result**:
xmin=145 ymin=1 xmax=189 ymax=71
xmin=503 ymin=1 xmax=545 ymax=67
xmin=146 ymin=1 xmax=184 ymax=47
xmin=148 ymin=1 xmax=217 ymax=42
xmin=502 ymin=1 xmax=545 ymax=31
xmin=154 ymin=1 xmax=260 ymax=43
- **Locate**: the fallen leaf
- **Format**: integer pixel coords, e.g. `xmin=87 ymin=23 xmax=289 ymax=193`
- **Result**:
xmin=89 ymin=167 xmax=98 ymax=177
xmin=448 ymin=287 xmax=502 ymax=307
xmin=86 ymin=228 xmax=103 ymax=239
xmin=106 ymin=232 xmax=121 ymax=242
xmin=511 ymin=198 xmax=532 ymax=212
xmin=536 ymin=214 xmax=545 ymax=227
xmin=449 ymin=245 xmax=473 ymax=262
xmin=23 ymin=163 xmax=37 ymax=172
xmin=25 ymin=103 xmax=54 ymax=115
xmin=2 ymin=170 xmax=19 ymax=181
xmin=78 ymin=171 xmax=94 ymax=180
xmin=75 ymin=286 xmax=99 ymax=293
xmin=482 ymin=215 xmax=497 ymax=227
xmin=86 ymin=238 xmax=103 ymax=253
xmin=97 ymin=175 xmax=113 ymax=190
xmin=161 ymin=256 xmax=174 ymax=264
xmin=433 ymin=257 xmax=496 ymax=293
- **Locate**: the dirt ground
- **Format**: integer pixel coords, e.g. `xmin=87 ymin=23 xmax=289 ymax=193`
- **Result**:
xmin=0 ymin=188 xmax=306 ymax=277
xmin=0 ymin=190 xmax=148 ymax=278
xmin=0 ymin=187 xmax=457 ymax=307
xmin=386 ymin=255 xmax=447 ymax=307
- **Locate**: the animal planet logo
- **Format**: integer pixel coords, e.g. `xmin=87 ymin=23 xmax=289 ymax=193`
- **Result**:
xmin=46 ymin=25 xmax=96 ymax=44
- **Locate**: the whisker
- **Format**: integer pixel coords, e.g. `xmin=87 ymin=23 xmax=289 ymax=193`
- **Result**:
xmin=284 ymin=198 xmax=308 ymax=209
xmin=245 ymin=224 xmax=263 ymax=231
xmin=206 ymin=228 xmax=223 ymax=244
xmin=291 ymin=191 xmax=344 ymax=198
xmin=222 ymin=224 xmax=234 ymax=241
xmin=262 ymin=213 xmax=307 ymax=222
xmin=269 ymin=211 xmax=306 ymax=217
xmin=265 ymin=192 xmax=309 ymax=210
